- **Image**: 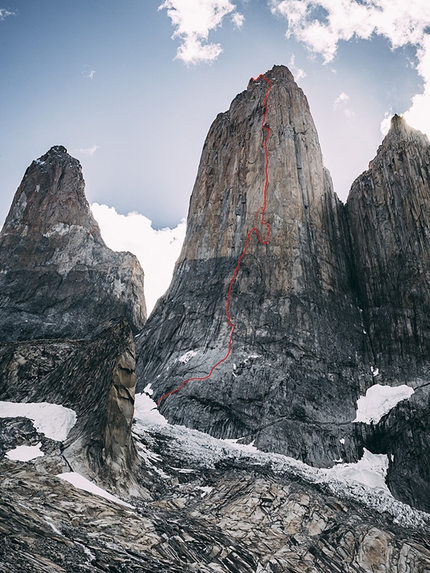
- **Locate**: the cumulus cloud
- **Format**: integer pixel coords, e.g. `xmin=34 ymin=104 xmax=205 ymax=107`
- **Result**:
xmin=159 ymin=0 xmax=243 ymax=64
xmin=75 ymin=145 xmax=99 ymax=157
xmin=269 ymin=0 xmax=430 ymax=136
xmin=91 ymin=204 xmax=186 ymax=314
xmin=403 ymin=34 xmax=430 ymax=137
xmin=0 ymin=8 xmax=15 ymax=20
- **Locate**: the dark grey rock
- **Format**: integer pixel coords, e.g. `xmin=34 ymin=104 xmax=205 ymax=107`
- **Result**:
xmin=0 ymin=320 xmax=141 ymax=494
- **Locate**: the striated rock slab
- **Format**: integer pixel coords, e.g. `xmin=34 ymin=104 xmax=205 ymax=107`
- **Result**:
xmin=1 ymin=417 xmax=430 ymax=573
xmin=136 ymin=65 xmax=369 ymax=467
xmin=0 ymin=145 xmax=146 ymax=341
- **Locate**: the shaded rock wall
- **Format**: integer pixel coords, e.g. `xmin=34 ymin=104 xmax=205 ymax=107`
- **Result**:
xmin=347 ymin=115 xmax=430 ymax=379
xmin=346 ymin=116 xmax=430 ymax=512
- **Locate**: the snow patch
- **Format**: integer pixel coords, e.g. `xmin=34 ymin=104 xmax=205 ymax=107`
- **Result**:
xmin=143 ymin=383 xmax=154 ymax=396
xmin=43 ymin=222 xmax=79 ymax=238
xmin=57 ymin=472 xmax=134 ymax=508
xmin=0 ymin=401 xmax=77 ymax=441
xmin=132 ymin=395 xmax=430 ymax=529
xmin=134 ymin=393 xmax=167 ymax=427
xmin=323 ymin=449 xmax=389 ymax=492
xmin=223 ymin=439 xmax=259 ymax=454
xmin=353 ymin=384 xmax=415 ymax=424
xmin=178 ymin=350 xmax=197 ymax=364
xmin=6 ymin=443 xmax=44 ymax=462
xmin=197 ymin=486 xmax=214 ymax=497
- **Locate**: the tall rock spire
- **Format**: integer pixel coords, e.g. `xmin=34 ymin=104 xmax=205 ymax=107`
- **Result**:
xmin=136 ymin=66 xmax=368 ymax=466
xmin=0 ymin=145 xmax=147 ymax=341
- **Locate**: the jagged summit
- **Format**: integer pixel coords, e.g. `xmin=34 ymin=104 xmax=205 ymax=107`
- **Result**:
xmin=246 ymin=64 xmax=295 ymax=90
xmin=374 ymin=114 xmax=430 ymax=156
xmin=0 ymin=146 xmax=147 ymax=341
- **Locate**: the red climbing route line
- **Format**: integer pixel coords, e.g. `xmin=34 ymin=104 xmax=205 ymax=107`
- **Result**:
xmin=158 ymin=74 xmax=273 ymax=407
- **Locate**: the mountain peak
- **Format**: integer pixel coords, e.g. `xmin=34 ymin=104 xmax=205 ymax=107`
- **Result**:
xmin=0 ymin=147 xmax=147 ymax=341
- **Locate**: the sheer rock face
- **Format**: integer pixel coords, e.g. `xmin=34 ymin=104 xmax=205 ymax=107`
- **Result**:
xmin=0 ymin=145 xmax=147 ymax=341
xmin=347 ymin=116 xmax=430 ymax=379
xmin=136 ymin=66 xmax=369 ymax=467
xmin=346 ymin=116 xmax=430 ymax=513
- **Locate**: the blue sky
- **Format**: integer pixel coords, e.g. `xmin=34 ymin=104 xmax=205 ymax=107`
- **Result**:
xmin=1 ymin=0 xmax=429 ymax=229
xmin=1 ymin=1 xmax=430 ymax=310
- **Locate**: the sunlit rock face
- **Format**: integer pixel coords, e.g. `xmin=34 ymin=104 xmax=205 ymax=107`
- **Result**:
xmin=0 ymin=145 xmax=147 ymax=341
xmin=136 ymin=65 xmax=370 ymax=467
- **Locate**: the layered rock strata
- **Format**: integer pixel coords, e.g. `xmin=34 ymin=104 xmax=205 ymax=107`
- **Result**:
xmin=136 ymin=65 xmax=370 ymax=466
xmin=0 ymin=145 xmax=146 ymax=341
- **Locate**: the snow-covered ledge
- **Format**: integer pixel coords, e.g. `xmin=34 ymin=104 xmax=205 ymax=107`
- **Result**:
xmin=353 ymin=384 xmax=415 ymax=424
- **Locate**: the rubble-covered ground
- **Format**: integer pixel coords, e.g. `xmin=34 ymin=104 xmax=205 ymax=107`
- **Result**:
xmin=1 ymin=392 xmax=430 ymax=573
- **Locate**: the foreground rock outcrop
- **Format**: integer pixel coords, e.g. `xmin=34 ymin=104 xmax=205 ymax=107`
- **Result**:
xmin=0 ymin=320 xmax=141 ymax=492
xmin=0 ymin=145 xmax=146 ymax=341
xmin=1 ymin=411 xmax=430 ymax=573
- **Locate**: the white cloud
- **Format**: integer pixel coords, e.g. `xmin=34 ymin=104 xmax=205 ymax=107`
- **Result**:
xmin=334 ymin=91 xmax=355 ymax=117
xmin=83 ymin=65 xmax=95 ymax=80
xmin=91 ymin=204 xmax=186 ymax=314
xmin=403 ymin=34 xmax=430 ymax=138
xmin=159 ymin=0 xmax=243 ymax=64
xmin=380 ymin=109 xmax=393 ymax=136
xmin=270 ymin=0 xmax=430 ymax=63
xmin=289 ymin=54 xmax=306 ymax=80
xmin=75 ymin=145 xmax=99 ymax=157
xmin=334 ymin=92 xmax=349 ymax=108
xmin=269 ymin=0 xmax=430 ymax=136
xmin=0 ymin=8 xmax=15 ymax=20
xmin=231 ymin=11 xmax=245 ymax=28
